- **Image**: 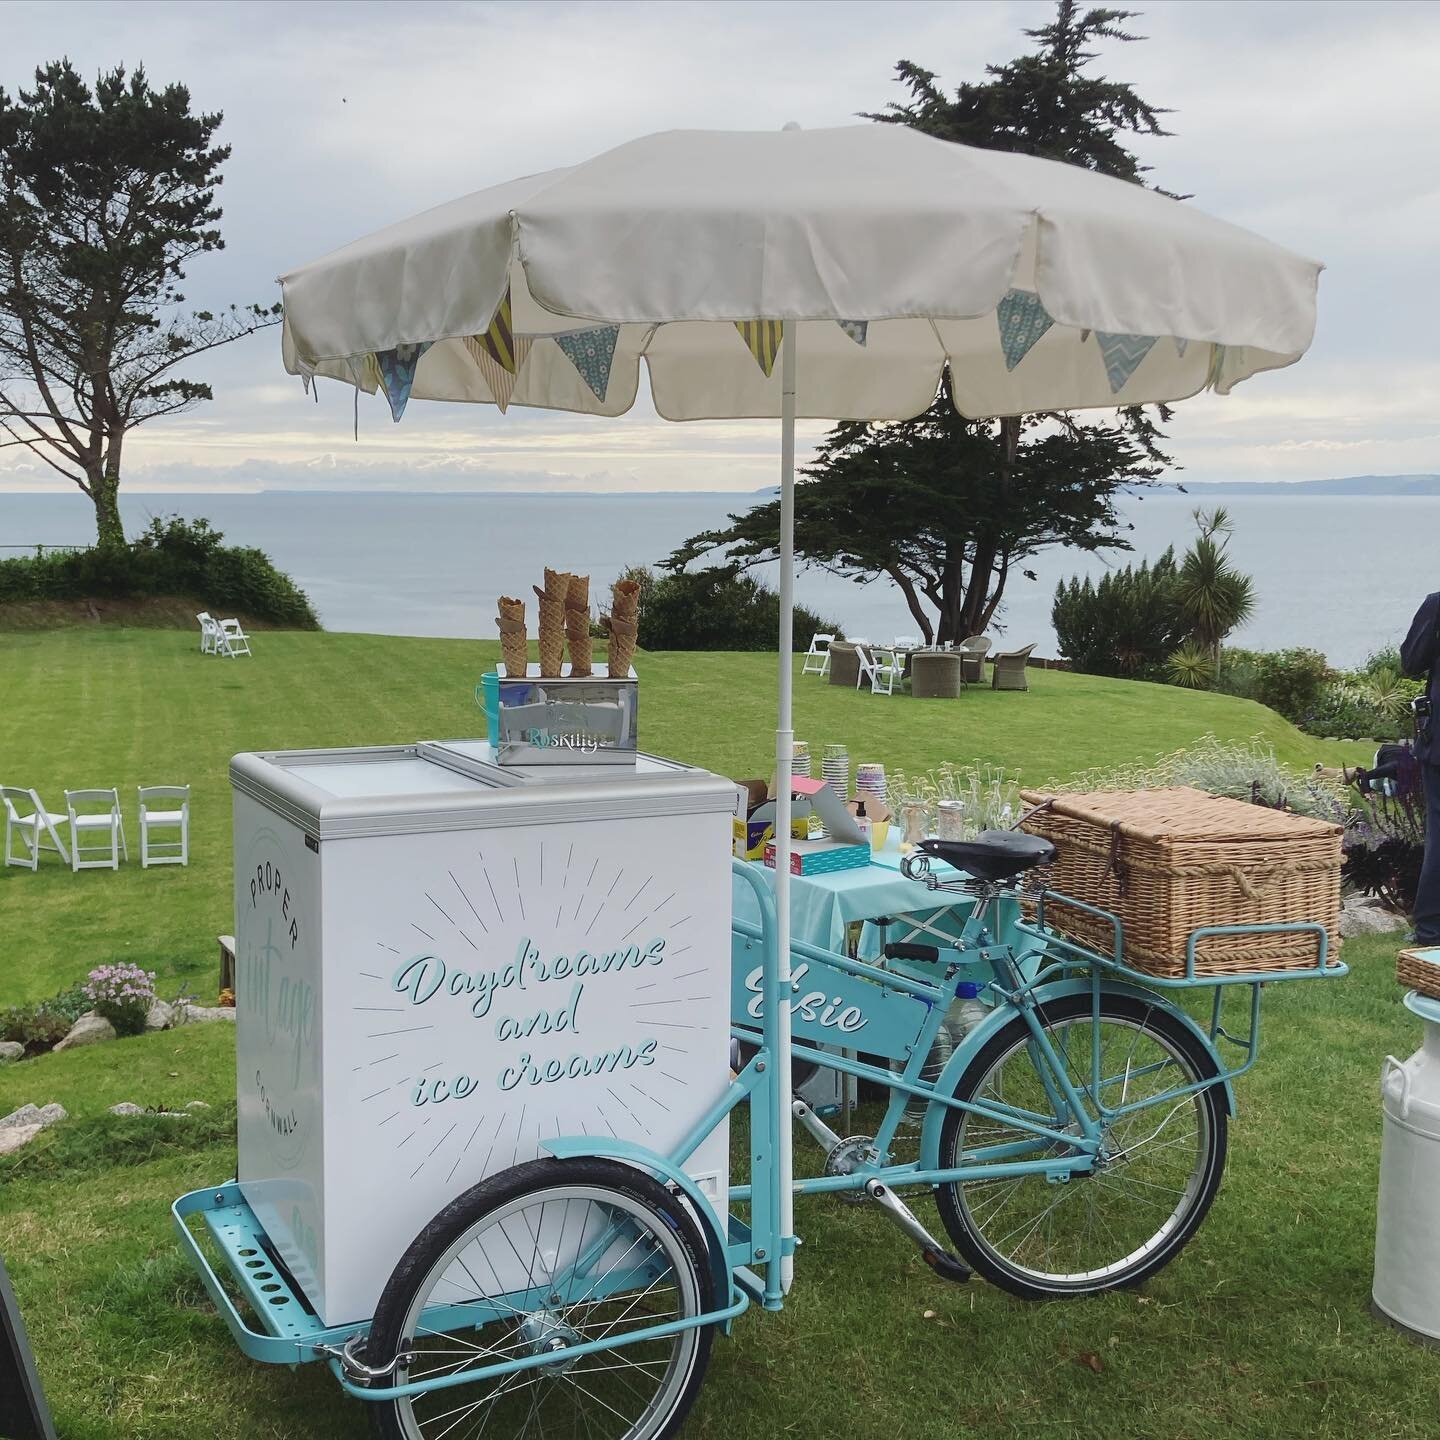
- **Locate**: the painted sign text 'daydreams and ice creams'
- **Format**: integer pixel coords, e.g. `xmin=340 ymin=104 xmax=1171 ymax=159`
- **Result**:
xmin=392 ymin=936 xmax=669 ymax=1102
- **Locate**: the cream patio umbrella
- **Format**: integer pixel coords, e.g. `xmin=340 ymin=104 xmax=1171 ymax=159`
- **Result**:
xmin=278 ymin=123 xmax=1322 ymax=1285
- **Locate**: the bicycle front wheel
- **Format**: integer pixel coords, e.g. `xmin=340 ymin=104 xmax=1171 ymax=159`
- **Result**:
xmin=935 ymin=991 xmax=1228 ymax=1299
xmin=366 ymin=1156 xmax=716 ymax=1440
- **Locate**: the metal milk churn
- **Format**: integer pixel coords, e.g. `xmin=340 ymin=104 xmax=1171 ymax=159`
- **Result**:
xmin=1374 ymin=992 xmax=1440 ymax=1344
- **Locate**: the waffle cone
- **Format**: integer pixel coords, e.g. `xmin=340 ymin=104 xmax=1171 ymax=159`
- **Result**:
xmin=496 ymin=597 xmax=528 ymax=676
xmin=566 ymin=573 xmax=590 ymax=610
xmin=607 ymin=615 xmax=638 ymax=677
xmin=544 ymin=568 xmax=573 ymax=604
xmin=533 ymin=587 xmax=566 ymax=676
xmin=565 ymin=607 xmax=593 ymax=676
xmin=611 ymin=578 xmax=640 ymax=623
xmin=496 ymin=616 xmax=529 ymax=676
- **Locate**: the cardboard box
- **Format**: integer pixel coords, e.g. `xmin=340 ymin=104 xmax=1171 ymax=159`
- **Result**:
xmin=733 ymin=814 xmax=807 ymax=861
xmin=764 ymin=837 xmax=870 ymax=877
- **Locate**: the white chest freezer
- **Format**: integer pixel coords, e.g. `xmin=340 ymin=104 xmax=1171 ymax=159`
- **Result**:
xmin=230 ymin=739 xmax=736 ymax=1326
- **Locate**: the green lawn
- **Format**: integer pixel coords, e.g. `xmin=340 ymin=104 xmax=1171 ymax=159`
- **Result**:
xmin=2 ymin=627 xmax=1428 ymax=1440
xmin=1 ymin=627 xmax=1367 ymax=1004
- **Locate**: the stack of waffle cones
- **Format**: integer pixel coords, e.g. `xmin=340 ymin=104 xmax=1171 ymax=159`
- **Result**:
xmin=565 ymin=573 xmax=592 ymax=677
xmin=608 ymin=579 xmax=639 ymax=677
xmin=496 ymin=596 xmax=527 ymax=676
xmin=533 ymin=567 xmax=571 ymax=677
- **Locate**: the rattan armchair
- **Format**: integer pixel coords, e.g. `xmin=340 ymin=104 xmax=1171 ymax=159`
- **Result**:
xmin=991 ymin=643 xmax=1036 ymax=691
xmin=910 ymin=650 xmax=965 ymax=699
xmin=957 ymin=635 xmax=992 ymax=684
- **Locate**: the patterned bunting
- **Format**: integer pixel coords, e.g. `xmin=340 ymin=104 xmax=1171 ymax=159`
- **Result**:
xmin=1095 ymin=331 xmax=1158 ymax=393
xmin=837 ymin=319 xmax=868 ymax=347
xmin=375 ymin=341 xmax=432 ymax=422
xmin=554 ymin=325 xmax=619 ymax=402
xmin=477 ymin=289 xmax=520 ymax=373
xmin=734 ymin=320 xmax=784 ymax=378
xmin=996 ymin=289 xmax=1054 ymax=372
xmin=1173 ymin=336 xmax=1190 ymax=358
xmin=464 ymin=334 xmax=533 ymax=412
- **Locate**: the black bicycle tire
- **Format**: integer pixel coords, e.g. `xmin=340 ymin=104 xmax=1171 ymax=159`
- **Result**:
xmin=934 ymin=990 xmax=1228 ymax=1299
xmin=366 ymin=1155 xmax=717 ymax=1440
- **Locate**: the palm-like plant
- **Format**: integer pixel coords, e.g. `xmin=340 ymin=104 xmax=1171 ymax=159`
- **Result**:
xmin=1175 ymin=508 xmax=1255 ymax=666
xmin=1166 ymin=642 xmax=1216 ymax=690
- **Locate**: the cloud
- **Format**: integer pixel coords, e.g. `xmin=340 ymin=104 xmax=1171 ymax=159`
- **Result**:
xmin=1 ymin=0 xmax=1436 ymax=492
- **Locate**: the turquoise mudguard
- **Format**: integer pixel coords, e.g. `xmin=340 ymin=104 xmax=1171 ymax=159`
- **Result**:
xmin=917 ymin=976 xmax=1237 ymax=1172
xmin=543 ymin=1136 xmax=734 ymax=1304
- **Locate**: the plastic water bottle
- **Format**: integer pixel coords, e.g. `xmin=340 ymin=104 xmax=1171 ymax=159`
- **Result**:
xmin=946 ymin=981 xmax=990 ymax=1041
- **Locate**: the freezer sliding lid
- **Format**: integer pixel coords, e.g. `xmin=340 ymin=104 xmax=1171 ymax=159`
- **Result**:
xmin=231 ymin=741 xmax=738 ymax=841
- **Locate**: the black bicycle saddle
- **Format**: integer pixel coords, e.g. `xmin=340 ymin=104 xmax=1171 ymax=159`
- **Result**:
xmin=917 ymin=830 xmax=1055 ymax=883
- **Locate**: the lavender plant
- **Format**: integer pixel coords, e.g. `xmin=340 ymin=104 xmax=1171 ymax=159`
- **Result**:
xmin=84 ymin=962 xmax=157 ymax=1038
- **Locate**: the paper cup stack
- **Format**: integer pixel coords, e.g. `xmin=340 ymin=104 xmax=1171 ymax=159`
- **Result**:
xmin=856 ymin=763 xmax=887 ymax=809
xmin=820 ymin=744 xmax=849 ymax=836
xmin=792 ymin=741 xmax=812 ymax=779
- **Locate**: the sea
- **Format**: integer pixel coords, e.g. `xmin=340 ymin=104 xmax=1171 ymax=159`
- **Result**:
xmin=2 ymin=488 xmax=1434 ymax=669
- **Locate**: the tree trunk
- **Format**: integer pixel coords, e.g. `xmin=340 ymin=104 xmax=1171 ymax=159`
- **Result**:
xmin=90 ymin=473 xmax=125 ymax=548
xmin=91 ymin=436 xmax=125 ymax=548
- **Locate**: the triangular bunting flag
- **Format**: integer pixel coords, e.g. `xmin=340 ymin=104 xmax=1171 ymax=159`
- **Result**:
xmin=1173 ymin=336 xmax=1189 ymax=358
xmin=996 ymin=289 xmax=1054 ymax=371
xmin=465 ymin=334 xmax=533 ymax=412
xmin=837 ymin=319 xmax=868 ymax=347
xmin=478 ymin=289 xmax=519 ymax=374
xmin=375 ymin=341 xmax=432 ymax=423
xmin=346 ymin=352 xmax=382 ymax=393
xmin=735 ymin=320 xmax=784 ymax=378
xmin=1095 ymin=331 xmax=1158 ymax=393
xmin=554 ymin=325 xmax=619 ymax=402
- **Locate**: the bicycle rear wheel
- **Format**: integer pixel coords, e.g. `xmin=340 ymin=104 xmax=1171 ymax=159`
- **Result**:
xmin=366 ymin=1156 xmax=716 ymax=1440
xmin=935 ymin=991 xmax=1227 ymax=1299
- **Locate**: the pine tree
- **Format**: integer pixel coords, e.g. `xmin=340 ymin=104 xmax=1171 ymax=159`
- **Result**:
xmin=672 ymin=3 xmax=1179 ymax=645
xmin=0 ymin=62 xmax=279 ymax=546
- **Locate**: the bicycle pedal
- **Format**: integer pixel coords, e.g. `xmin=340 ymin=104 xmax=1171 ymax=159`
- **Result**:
xmin=922 ymin=1248 xmax=972 ymax=1285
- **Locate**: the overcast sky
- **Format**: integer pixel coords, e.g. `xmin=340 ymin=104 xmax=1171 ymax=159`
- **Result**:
xmin=2 ymin=0 xmax=1437 ymax=495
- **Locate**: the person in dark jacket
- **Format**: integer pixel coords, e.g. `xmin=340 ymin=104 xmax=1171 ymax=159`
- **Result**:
xmin=1401 ymin=591 xmax=1440 ymax=944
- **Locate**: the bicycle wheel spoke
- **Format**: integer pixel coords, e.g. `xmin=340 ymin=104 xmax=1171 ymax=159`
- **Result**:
xmin=389 ymin=1175 xmax=707 ymax=1440
xmin=944 ymin=1003 xmax=1220 ymax=1293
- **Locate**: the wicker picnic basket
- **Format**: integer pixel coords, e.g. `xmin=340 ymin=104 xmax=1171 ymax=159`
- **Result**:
xmin=1019 ymin=786 xmax=1343 ymax=978
xmin=1397 ymin=948 xmax=1440 ymax=1001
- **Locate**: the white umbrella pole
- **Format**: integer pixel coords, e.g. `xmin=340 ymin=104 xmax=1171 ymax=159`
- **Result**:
xmin=774 ymin=330 xmax=797 ymax=1294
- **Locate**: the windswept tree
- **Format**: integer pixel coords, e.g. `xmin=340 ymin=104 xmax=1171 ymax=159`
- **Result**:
xmin=0 ymin=61 xmax=279 ymax=547
xmin=672 ymin=2 xmax=1179 ymax=645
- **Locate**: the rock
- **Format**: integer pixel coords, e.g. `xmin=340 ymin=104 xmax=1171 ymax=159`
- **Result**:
xmin=1341 ymin=901 xmax=1408 ymax=938
xmin=53 ymin=1012 xmax=117 ymax=1051
xmin=174 ymin=1004 xmax=236 ymax=1026
xmin=108 ymin=1102 xmax=145 ymax=1116
xmin=145 ymin=999 xmax=175 ymax=1032
xmin=0 ymin=1102 xmax=67 ymax=1131
xmin=0 ymin=1124 xmax=43 ymax=1157
xmin=0 ymin=1041 xmax=23 ymax=1064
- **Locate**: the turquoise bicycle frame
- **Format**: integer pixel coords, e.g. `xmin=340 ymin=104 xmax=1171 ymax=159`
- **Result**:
xmin=172 ymin=855 xmax=1344 ymax=1402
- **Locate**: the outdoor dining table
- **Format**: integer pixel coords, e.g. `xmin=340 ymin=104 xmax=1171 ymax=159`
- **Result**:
xmin=731 ymin=841 xmax=1023 ymax=960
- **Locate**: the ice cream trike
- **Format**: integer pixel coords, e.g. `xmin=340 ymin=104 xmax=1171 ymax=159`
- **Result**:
xmin=173 ymin=726 xmax=1346 ymax=1440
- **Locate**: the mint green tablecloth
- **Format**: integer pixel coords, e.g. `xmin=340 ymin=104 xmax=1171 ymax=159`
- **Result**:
xmin=732 ymin=849 xmax=1021 ymax=959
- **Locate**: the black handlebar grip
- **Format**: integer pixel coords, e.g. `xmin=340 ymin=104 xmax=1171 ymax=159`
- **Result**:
xmin=884 ymin=942 xmax=941 ymax=963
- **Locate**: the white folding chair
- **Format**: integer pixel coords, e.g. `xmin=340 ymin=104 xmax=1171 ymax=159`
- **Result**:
xmin=801 ymin=632 xmax=834 ymax=676
xmin=2 ymin=786 xmax=70 ymax=870
xmin=196 ymin=612 xmax=218 ymax=654
xmin=870 ymin=646 xmax=902 ymax=696
xmin=65 ymin=788 xmax=128 ymax=871
xmin=138 ymin=785 xmax=191 ymax=868
xmin=215 ymin=618 xmax=252 ymax=658
xmin=854 ymin=643 xmax=881 ymax=692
